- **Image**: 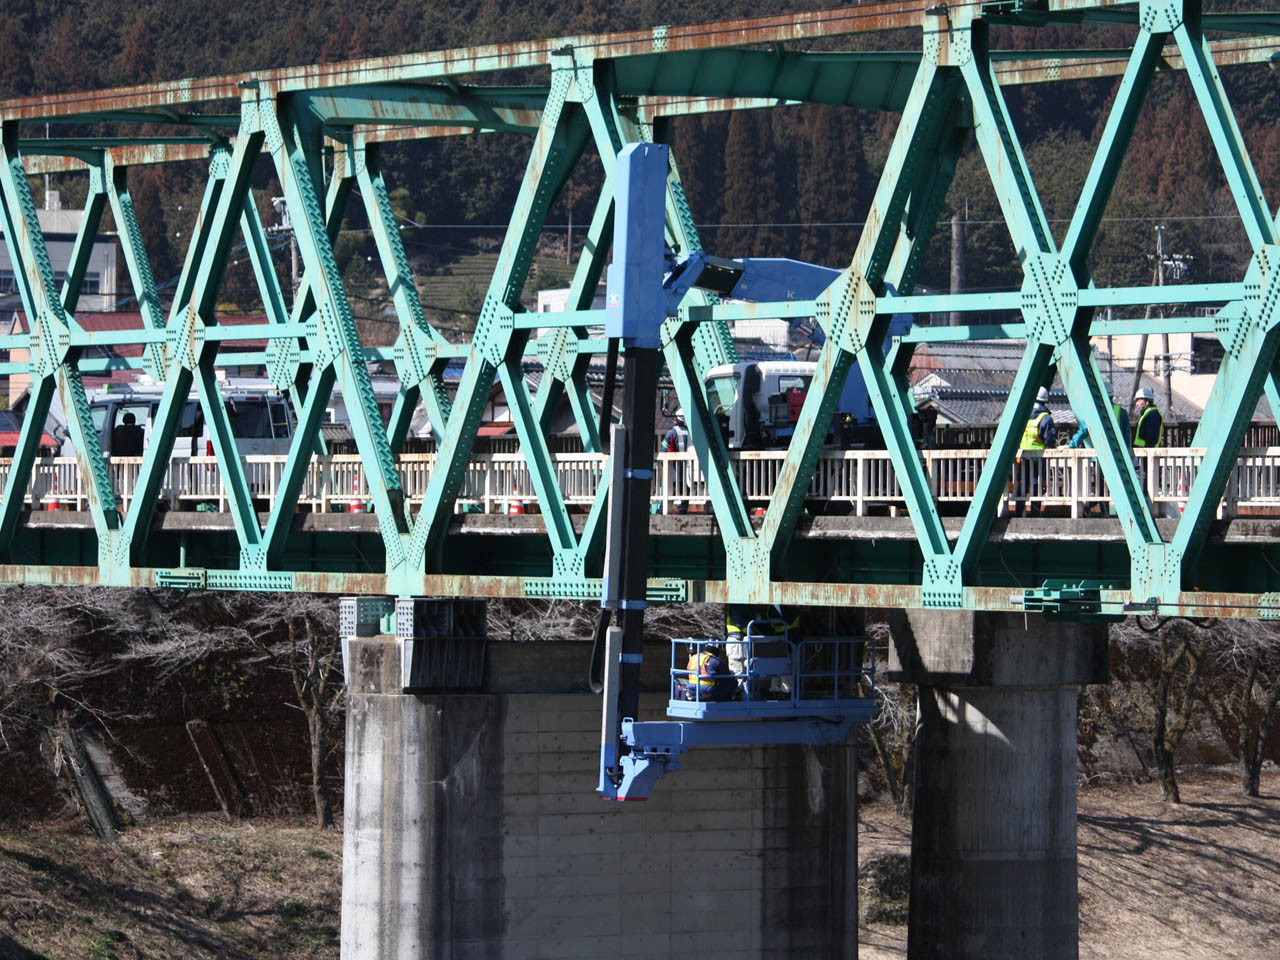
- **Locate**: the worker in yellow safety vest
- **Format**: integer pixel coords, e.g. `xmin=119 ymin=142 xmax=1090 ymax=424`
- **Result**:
xmin=1013 ymin=386 xmax=1058 ymax=517
xmin=1132 ymin=387 xmax=1164 ymax=448
xmin=678 ymin=644 xmax=736 ymax=701
xmin=1132 ymin=386 xmax=1165 ymax=500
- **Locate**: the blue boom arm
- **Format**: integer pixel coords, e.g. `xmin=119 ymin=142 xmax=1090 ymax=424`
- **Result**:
xmin=596 ymin=144 xmax=878 ymax=802
xmin=663 ymin=252 xmax=912 ymax=352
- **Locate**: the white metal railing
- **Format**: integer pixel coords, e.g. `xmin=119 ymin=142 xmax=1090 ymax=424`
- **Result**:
xmin=2 ymin=447 xmax=1275 ymax=519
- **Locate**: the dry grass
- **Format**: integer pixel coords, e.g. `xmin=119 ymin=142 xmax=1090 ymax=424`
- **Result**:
xmin=859 ymin=770 xmax=1280 ymax=959
xmin=4 ymin=773 xmax=1277 ymax=958
xmin=0 ymin=817 xmax=341 ymax=960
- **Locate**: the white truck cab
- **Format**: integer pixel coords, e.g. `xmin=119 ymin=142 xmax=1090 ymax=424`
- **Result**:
xmin=704 ymin=354 xmax=890 ymax=450
xmin=705 ymin=360 xmax=817 ymax=449
xmin=66 ymin=383 xmax=296 ymax=459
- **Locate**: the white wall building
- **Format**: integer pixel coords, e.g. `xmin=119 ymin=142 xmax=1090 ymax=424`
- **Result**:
xmin=0 ymin=192 xmax=119 ymax=315
xmin=1089 ymin=316 xmax=1223 ymax=411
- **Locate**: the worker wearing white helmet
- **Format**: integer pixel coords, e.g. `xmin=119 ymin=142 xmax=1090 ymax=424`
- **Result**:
xmin=1021 ymin=386 xmax=1058 ymax=450
xmin=661 ymin=408 xmax=690 ymax=514
xmin=662 ymin=408 xmax=689 ymax=453
xmin=1133 ymin=387 xmax=1164 ymax=448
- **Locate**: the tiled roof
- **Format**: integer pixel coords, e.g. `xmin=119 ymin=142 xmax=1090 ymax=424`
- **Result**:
xmin=913 ymin=341 xmax=1209 ymax=423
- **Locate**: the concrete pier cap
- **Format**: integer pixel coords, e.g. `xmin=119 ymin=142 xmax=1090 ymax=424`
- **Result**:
xmin=887 ymin=610 xmax=1108 ymax=960
xmin=886 ymin=609 xmax=1109 ymax=688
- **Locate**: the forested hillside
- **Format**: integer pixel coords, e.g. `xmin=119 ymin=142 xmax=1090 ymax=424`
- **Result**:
xmin=0 ymin=0 xmax=1277 ymax=321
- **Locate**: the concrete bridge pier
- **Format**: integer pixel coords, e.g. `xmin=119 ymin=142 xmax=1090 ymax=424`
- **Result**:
xmin=340 ymin=635 xmax=506 ymax=958
xmin=890 ymin=610 xmax=1108 ymax=960
xmin=338 ymin=597 xmax=862 ymax=959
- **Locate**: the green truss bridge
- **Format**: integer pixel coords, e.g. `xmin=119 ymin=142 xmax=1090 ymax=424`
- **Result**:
xmin=2 ymin=0 xmax=1280 ymax=619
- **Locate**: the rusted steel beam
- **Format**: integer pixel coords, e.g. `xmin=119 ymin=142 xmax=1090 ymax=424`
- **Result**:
xmin=18 ymin=121 xmax=524 ymax=174
xmin=3 ymin=2 xmax=1166 ymax=122
xmin=298 ymin=85 xmax=545 ymax=132
xmin=21 ymin=136 xmax=220 ymax=153
xmin=0 ymin=3 xmax=916 ymax=120
xmin=994 ymin=36 xmax=1279 ymax=86
xmin=20 ymin=141 xmax=216 ymax=173
xmin=0 ymin=554 xmax=1274 ymax=621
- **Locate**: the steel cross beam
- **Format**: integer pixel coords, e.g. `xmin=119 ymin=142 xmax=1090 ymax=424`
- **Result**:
xmin=0 ymin=1 xmax=1277 ymax=619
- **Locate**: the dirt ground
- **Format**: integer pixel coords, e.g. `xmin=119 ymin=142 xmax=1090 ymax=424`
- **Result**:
xmin=2 ymin=772 xmax=1277 ymax=958
xmin=859 ymin=770 xmax=1280 ymax=959
xmin=0 ymin=817 xmax=342 ymax=960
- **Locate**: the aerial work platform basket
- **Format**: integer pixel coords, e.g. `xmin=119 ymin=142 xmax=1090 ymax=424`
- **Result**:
xmin=666 ymin=630 xmax=876 ymax=723
xmin=597 ymin=622 xmax=877 ymax=801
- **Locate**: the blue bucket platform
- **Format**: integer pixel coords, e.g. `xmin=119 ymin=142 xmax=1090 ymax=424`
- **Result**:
xmin=601 ymin=628 xmax=877 ymax=800
xmin=666 ymin=630 xmax=876 ymax=723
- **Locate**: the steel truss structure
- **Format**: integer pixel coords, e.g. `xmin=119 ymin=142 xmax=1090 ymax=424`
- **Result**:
xmin=1 ymin=0 xmax=1279 ymax=618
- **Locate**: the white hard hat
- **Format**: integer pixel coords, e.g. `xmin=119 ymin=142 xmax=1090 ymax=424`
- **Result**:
xmin=1135 ymin=387 xmax=1154 ymax=402
xmin=1036 ymin=386 xmax=1049 ymax=402
xmin=674 ymin=407 xmax=685 ymax=419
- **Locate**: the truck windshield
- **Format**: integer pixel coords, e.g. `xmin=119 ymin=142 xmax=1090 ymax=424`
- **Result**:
xmin=705 ymin=373 xmax=739 ymax=414
xmin=226 ymin=399 xmax=272 ymax=438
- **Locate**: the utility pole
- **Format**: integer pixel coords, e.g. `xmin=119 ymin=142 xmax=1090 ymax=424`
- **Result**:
xmin=1132 ymin=224 xmax=1169 ymax=418
xmin=1130 ymin=224 xmax=1190 ymax=418
xmin=271 ymin=197 xmax=300 ymax=304
xmin=1106 ymin=307 xmax=1115 ymax=397
xmin=1130 ymin=268 xmax=1156 ymax=419
xmin=950 ymin=204 xmax=966 ymax=326
xmin=1157 ymin=225 xmax=1175 ymax=416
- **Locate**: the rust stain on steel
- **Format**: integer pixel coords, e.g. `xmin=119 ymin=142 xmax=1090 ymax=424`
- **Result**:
xmin=1161 ymin=590 xmax=1278 ymax=620
xmin=993 ymin=38 xmax=1272 ymax=87
xmin=293 ymin=571 xmax=535 ymax=598
xmin=701 ymin=579 xmax=927 ymax=609
xmin=702 ymin=580 xmax=1048 ymax=613
xmin=0 ymin=3 xmax=930 ymax=121
xmin=0 ymin=563 xmax=102 ymax=587
xmin=21 ymin=141 xmax=216 ymax=175
xmin=293 ymin=571 xmax=390 ymax=595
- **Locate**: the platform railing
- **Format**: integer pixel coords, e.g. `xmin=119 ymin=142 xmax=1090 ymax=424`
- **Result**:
xmin=666 ymin=635 xmax=875 ymax=718
xmin=1 ymin=447 xmax=1275 ymax=518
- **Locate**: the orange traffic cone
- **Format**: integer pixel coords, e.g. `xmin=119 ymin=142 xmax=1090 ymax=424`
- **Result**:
xmin=1176 ymin=471 xmax=1188 ymax=516
xmin=47 ymin=475 xmax=61 ymax=511
xmin=350 ymin=476 xmax=365 ymax=514
xmin=508 ymin=484 xmax=525 ymax=515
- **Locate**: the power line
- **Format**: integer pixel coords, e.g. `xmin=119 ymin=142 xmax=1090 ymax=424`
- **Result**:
xmin=376 ymin=212 xmax=1255 ymax=230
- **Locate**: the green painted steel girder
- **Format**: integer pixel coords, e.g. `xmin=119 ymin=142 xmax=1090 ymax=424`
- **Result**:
xmin=297 ymin=84 xmax=546 ymax=133
xmin=0 ymin=0 xmax=1277 ymax=623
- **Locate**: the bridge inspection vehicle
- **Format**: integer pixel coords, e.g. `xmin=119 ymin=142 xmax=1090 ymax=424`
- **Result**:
xmin=593 ymin=142 xmax=879 ymax=801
